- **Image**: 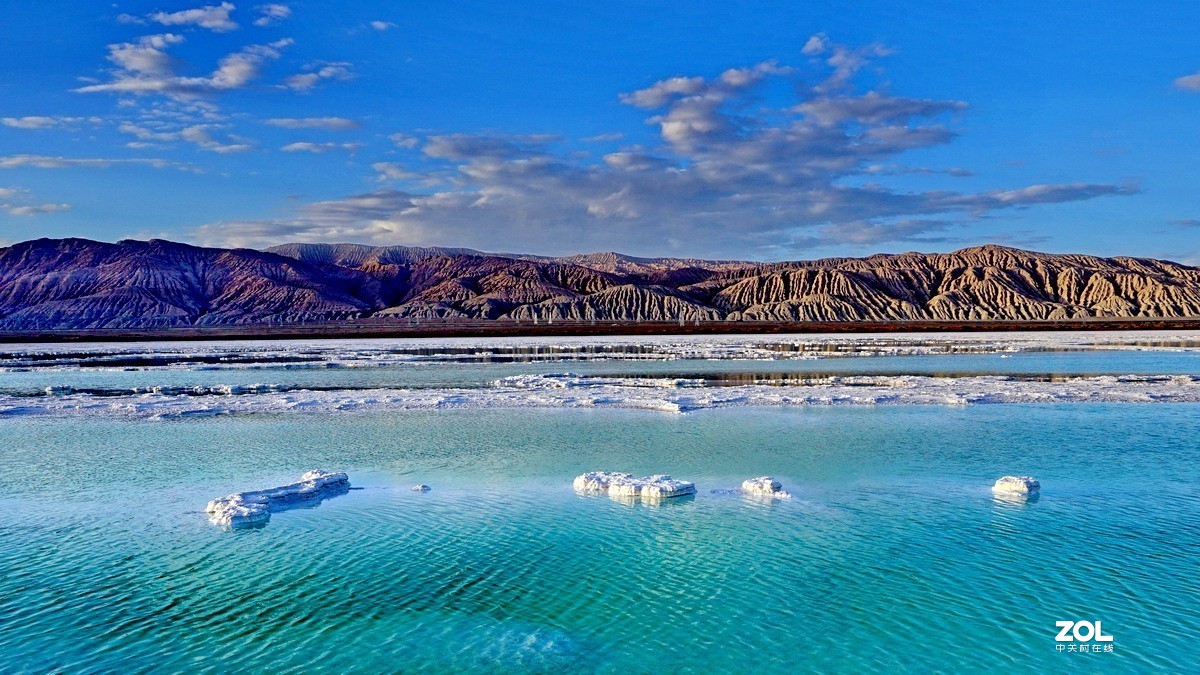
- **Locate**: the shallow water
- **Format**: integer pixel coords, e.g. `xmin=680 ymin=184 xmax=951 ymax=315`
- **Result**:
xmin=2 ymin=401 xmax=1198 ymax=672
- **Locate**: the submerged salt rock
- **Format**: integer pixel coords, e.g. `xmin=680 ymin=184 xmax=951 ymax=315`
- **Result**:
xmin=411 ymin=484 xmax=431 ymax=492
xmin=992 ymin=475 xmax=1040 ymax=495
xmin=207 ymin=470 xmax=350 ymax=529
xmin=575 ymin=472 xmax=696 ymax=499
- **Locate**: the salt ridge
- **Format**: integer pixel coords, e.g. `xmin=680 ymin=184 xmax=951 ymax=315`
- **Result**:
xmin=4 ymin=372 xmax=1200 ymax=418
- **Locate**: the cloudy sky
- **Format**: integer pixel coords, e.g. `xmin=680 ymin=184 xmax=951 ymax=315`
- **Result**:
xmin=2 ymin=1 xmax=1199 ymax=261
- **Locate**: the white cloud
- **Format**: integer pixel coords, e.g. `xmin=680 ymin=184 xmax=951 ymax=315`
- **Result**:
xmin=370 ymin=20 xmax=396 ymax=31
xmin=119 ymin=122 xmax=179 ymax=142
xmin=421 ymin=133 xmax=556 ymax=160
xmin=864 ymin=164 xmax=973 ymax=177
xmin=790 ymin=218 xmax=956 ymax=248
xmin=801 ymin=34 xmax=828 ymax=56
xmin=619 ymin=76 xmax=706 ymax=108
xmin=104 ymin=33 xmax=185 ymax=78
xmin=76 ymin=36 xmax=292 ymax=97
xmin=389 ymin=132 xmax=420 ymax=148
xmin=282 ymin=62 xmax=353 ymax=91
xmin=582 ymin=132 xmax=624 ymax=142
xmin=254 ymin=3 xmax=291 ymax=26
xmin=211 ymin=39 xmax=295 ymax=90
xmin=266 ymin=117 xmax=360 ymax=129
xmin=3 ymin=203 xmax=70 ymax=217
xmin=148 ymin=2 xmax=238 ymax=32
xmin=196 ymin=190 xmax=424 ymax=247
xmin=194 ymin=37 xmax=1136 ymax=257
xmin=373 ymin=162 xmax=421 ymax=181
xmin=794 ymin=91 xmax=966 ymax=126
xmin=180 ymin=125 xmax=255 ymax=153
xmin=982 ymin=183 xmax=1131 ymax=206
xmin=117 ymin=118 xmax=254 ymax=153
xmin=1175 ymin=71 xmax=1200 ymax=91
xmin=0 ymin=187 xmax=70 ymax=217
xmin=0 ymin=154 xmax=189 ymax=170
xmin=2 ymin=116 xmax=102 ymax=129
xmin=280 ymin=141 xmax=361 ymax=153
xmin=803 ymin=36 xmax=894 ymax=93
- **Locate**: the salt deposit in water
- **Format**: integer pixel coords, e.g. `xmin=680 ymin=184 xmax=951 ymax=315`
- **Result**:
xmin=206 ymin=469 xmax=350 ymax=529
xmin=741 ymin=476 xmax=792 ymax=499
xmin=991 ymin=475 xmax=1040 ymax=496
xmin=573 ymin=471 xmax=696 ymax=501
xmin=711 ymin=476 xmax=793 ymax=499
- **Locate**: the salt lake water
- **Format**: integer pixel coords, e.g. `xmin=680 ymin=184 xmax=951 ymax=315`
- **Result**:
xmin=1 ymin=332 xmax=1198 ymax=672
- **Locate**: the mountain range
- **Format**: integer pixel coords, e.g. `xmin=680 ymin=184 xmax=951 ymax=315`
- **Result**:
xmin=1 ymin=237 xmax=1199 ymax=330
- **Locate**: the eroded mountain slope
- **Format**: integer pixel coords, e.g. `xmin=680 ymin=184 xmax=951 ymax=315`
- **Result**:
xmin=2 ymin=238 xmax=1198 ymax=329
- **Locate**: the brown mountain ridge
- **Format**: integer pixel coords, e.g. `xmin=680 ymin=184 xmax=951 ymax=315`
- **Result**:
xmin=0 ymin=238 xmax=1198 ymax=329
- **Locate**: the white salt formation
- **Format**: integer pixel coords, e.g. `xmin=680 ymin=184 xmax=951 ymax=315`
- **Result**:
xmin=572 ymin=471 xmax=631 ymax=492
xmin=741 ymin=476 xmax=792 ymax=499
xmin=609 ymin=475 xmax=696 ymax=499
xmin=573 ymin=471 xmax=696 ymax=500
xmin=206 ymin=498 xmax=271 ymax=528
xmin=207 ymin=470 xmax=350 ymax=529
xmin=991 ymin=475 xmax=1040 ymax=495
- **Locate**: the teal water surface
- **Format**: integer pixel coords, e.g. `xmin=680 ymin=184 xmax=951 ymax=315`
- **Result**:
xmin=1 ymin=404 xmax=1198 ymax=672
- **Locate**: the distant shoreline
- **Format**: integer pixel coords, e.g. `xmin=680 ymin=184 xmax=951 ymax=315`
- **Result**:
xmin=3 ymin=317 xmax=1200 ymax=344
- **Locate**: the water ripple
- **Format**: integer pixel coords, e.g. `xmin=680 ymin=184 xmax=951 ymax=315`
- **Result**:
xmin=1 ymin=404 xmax=1199 ymax=671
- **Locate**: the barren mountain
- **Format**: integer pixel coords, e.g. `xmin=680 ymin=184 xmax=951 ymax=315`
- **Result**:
xmin=0 ymin=239 xmax=382 ymax=329
xmin=1 ymin=238 xmax=1198 ymax=329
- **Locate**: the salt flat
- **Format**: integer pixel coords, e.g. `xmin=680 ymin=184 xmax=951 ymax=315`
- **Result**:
xmin=2 ymin=332 xmax=1199 ymax=418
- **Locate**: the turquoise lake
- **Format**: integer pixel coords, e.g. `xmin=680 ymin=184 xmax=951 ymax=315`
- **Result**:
xmin=1 ymin=335 xmax=1198 ymax=672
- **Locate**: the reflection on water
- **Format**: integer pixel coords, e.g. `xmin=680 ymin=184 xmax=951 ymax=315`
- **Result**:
xmin=5 ymin=331 xmax=1200 ymax=372
xmin=991 ymin=491 xmax=1041 ymax=507
xmin=596 ymin=492 xmax=698 ymax=508
xmin=1 ymin=370 xmax=1194 ymax=405
xmin=589 ymin=371 xmax=1200 ymax=386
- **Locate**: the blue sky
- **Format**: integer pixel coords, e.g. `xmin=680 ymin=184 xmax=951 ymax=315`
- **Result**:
xmin=1 ymin=0 xmax=1199 ymax=261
